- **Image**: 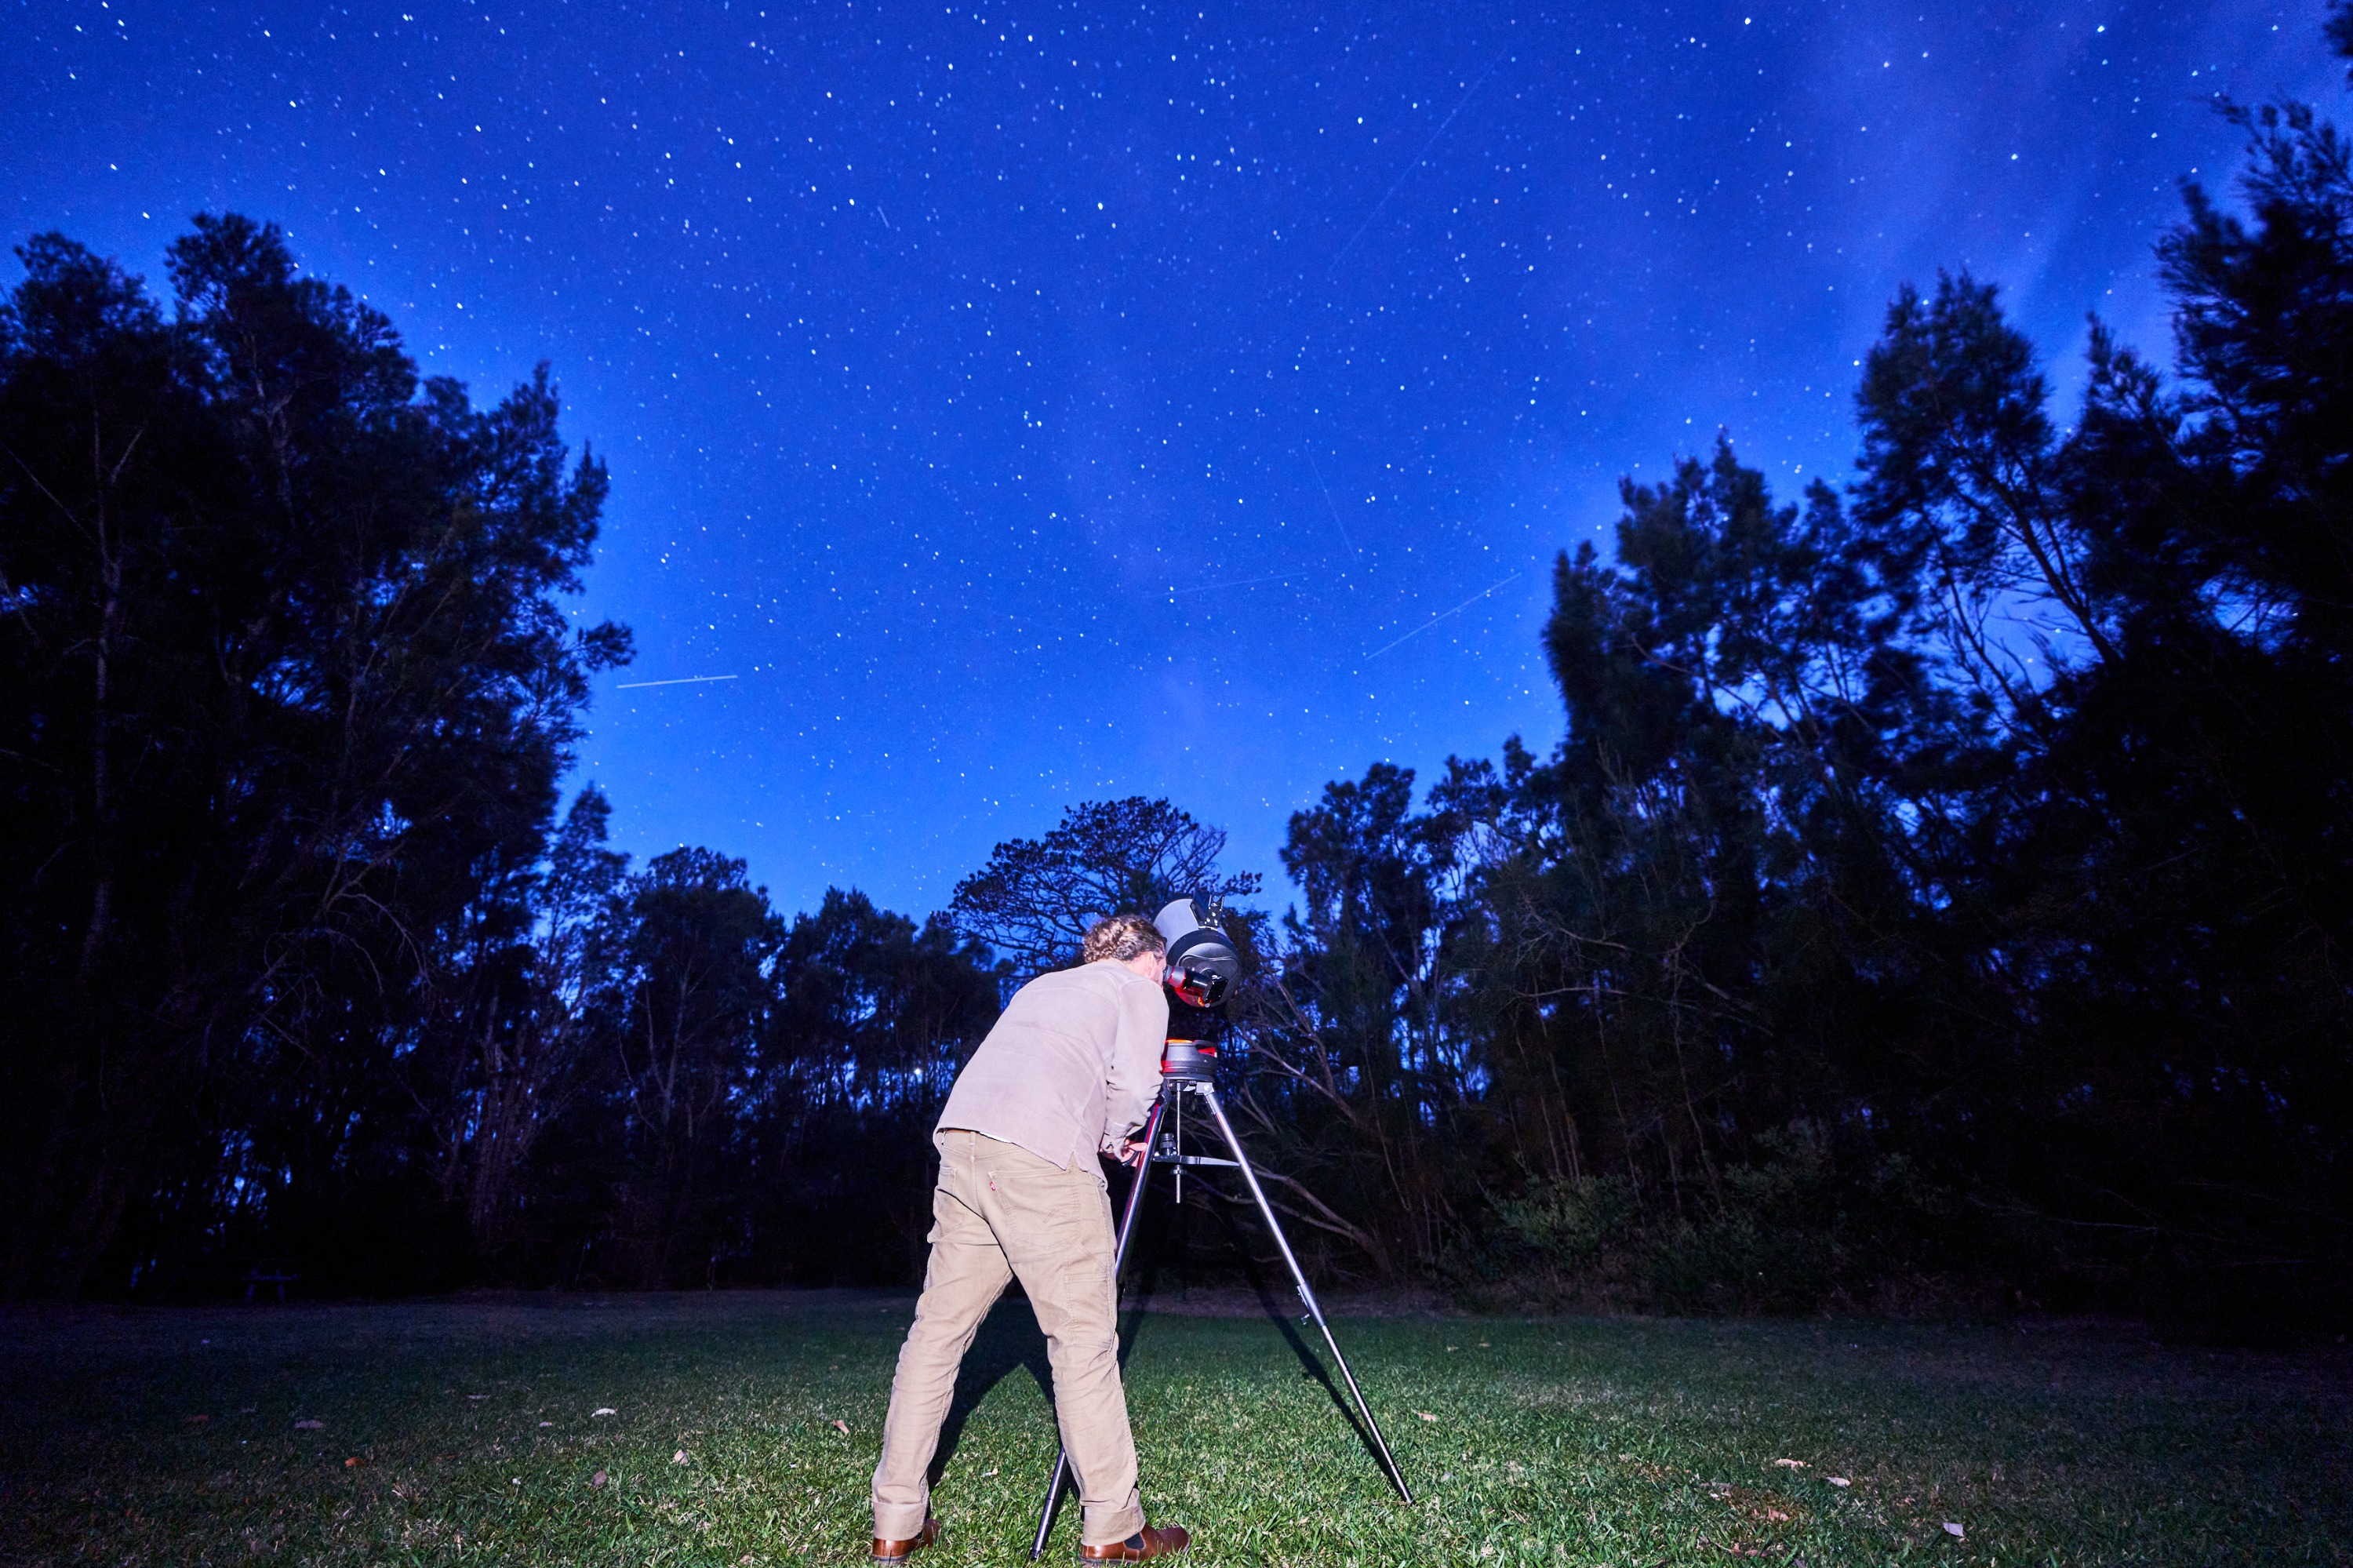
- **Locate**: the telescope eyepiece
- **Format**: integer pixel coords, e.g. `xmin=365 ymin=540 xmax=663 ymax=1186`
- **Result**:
xmin=1166 ymin=962 xmax=1229 ymax=1009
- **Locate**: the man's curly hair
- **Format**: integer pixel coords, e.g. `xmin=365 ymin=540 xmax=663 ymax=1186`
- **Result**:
xmin=1081 ymin=912 xmax=1166 ymax=965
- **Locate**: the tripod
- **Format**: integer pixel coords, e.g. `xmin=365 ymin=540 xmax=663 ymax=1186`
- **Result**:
xmin=1026 ymin=1040 xmax=1412 ymax=1559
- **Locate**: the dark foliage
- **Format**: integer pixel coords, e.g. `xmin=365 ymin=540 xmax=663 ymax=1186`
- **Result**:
xmin=0 ymin=217 xmax=1001 ymax=1299
xmin=0 ymin=216 xmax=626 ymax=1297
xmin=3 ymin=19 xmax=2348 ymax=1333
xmin=744 ymin=890 xmax=1002 ymax=1285
xmin=1207 ymin=42 xmax=2353 ymax=1333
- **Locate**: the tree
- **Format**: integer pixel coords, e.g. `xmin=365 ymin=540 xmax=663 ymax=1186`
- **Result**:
xmin=423 ymin=784 xmax=632 ymax=1261
xmin=600 ymin=848 xmax=781 ymax=1288
xmin=948 ymin=797 xmax=1260 ymax=977
xmin=1245 ymin=762 xmax=1477 ymax=1276
xmin=0 ymin=215 xmax=627 ymax=1296
xmin=748 ymin=890 xmax=1000 ymax=1282
xmin=1856 ymin=271 xmax=2117 ymax=690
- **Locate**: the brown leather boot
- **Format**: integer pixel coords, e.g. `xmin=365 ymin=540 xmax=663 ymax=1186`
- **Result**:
xmin=871 ymin=1515 xmax=940 ymax=1562
xmin=1078 ymin=1523 xmax=1191 ymax=1560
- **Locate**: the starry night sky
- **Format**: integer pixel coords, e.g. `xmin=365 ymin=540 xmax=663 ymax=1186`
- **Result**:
xmin=8 ymin=0 xmax=2343 ymax=917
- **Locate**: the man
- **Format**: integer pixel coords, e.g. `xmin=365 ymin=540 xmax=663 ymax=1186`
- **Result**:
xmin=868 ymin=913 xmax=1192 ymax=1563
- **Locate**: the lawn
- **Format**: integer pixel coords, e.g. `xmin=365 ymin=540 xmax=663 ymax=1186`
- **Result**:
xmin=2 ymin=1290 xmax=2345 ymax=1566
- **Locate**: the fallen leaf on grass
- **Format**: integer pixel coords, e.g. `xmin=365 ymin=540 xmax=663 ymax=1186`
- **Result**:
xmin=1771 ymin=1458 xmax=1806 ymax=1468
xmin=591 ymin=1470 xmax=608 ymax=1488
xmin=467 ymin=1394 xmax=488 ymax=1402
xmin=538 ymin=1421 xmax=555 ymax=1428
xmin=1944 ymin=1523 xmax=1965 ymax=1539
xmin=672 ymin=1450 xmax=689 ymax=1465
xmin=830 ymin=1419 xmax=851 ymax=1435
xmin=1416 ymin=1411 xmax=1439 ymax=1421
xmin=344 ymin=1457 xmax=364 ymax=1469
xmin=294 ymin=1420 xmax=324 ymax=1430
xmin=1827 ymin=1477 xmax=1850 ymax=1487
xmin=1712 ymin=1486 xmax=1806 ymax=1529
xmin=592 ymin=1407 xmax=616 ymax=1417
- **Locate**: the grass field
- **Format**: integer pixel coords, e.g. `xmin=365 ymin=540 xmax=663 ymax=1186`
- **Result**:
xmin=2 ymin=1290 xmax=2347 ymax=1566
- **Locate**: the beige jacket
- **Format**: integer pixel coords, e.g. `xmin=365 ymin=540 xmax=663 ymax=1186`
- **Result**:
xmin=936 ymin=960 xmax=1169 ymax=1170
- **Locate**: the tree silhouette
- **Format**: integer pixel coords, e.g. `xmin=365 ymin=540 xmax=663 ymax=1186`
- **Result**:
xmin=0 ymin=216 xmax=626 ymax=1295
xmin=948 ymin=796 xmax=1260 ymax=977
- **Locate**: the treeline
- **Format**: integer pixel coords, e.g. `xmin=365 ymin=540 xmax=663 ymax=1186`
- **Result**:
xmin=1227 ymin=55 xmax=2353 ymax=1332
xmin=5 ymin=30 xmax=2349 ymax=1330
xmin=0 ymin=216 xmax=999 ymax=1297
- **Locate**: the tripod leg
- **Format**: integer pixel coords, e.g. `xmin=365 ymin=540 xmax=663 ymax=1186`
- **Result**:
xmin=1192 ymin=1082 xmax=1413 ymax=1504
xmin=1028 ymin=1090 xmax=1167 ymax=1561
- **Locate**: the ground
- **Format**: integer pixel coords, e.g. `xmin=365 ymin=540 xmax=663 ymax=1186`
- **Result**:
xmin=2 ymin=1290 xmax=2346 ymax=1566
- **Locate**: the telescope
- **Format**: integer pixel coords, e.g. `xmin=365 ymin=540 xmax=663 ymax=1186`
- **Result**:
xmin=1153 ymin=896 xmax=1237 ymax=1052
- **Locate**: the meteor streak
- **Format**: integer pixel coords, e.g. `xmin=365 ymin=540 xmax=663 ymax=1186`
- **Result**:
xmin=1168 ymin=572 xmax=1306 ymax=596
xmin=1362 ymin=571 xmax=1522 ymax=660
xmin=1327 ymin=46 xmax=1509 ymax=275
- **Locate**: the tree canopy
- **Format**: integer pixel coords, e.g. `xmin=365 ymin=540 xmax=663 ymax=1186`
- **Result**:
xmin=4 ymin=14 xmax=2350 ymax=1333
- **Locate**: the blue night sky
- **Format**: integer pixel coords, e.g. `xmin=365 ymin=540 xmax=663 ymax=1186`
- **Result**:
xmin=7 ymin=0 xmax=2344 ymax=919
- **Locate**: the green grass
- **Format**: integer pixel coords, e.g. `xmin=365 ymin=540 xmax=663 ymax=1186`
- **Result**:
xmin=2 ymin=1292 xmax=2347 ymax=1566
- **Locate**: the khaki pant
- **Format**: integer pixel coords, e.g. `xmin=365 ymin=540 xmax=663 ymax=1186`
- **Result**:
xmin=871 ymin=1130 xmax=1145 ymax=1547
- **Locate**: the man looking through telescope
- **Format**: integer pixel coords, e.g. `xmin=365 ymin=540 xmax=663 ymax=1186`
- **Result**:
xmin=868 ymin=913 xmax=1192 ymax=1563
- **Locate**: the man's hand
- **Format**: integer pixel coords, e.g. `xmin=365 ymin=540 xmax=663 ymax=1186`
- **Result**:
xmin=1112 ymin=1137 xmax=1148 ymax=1169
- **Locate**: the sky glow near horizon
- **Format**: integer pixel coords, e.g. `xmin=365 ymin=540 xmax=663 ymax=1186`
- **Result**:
xmin=6 ymin=0 xmax=2344 ymax=921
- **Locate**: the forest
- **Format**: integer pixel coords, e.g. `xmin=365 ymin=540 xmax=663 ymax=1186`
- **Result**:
xmin=3 ymin=29 xmax=2348 ymax=1335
